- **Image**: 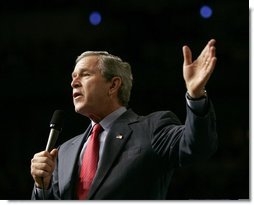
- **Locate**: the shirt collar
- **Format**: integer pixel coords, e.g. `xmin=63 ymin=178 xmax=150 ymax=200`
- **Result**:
xmin=91 ymin=106 xmax=127 ymax=131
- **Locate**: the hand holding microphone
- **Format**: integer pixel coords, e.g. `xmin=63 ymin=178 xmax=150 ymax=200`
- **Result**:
xmin=30 ymin=110 xmax=64 ymax=190
xmin=31 ymin=149 xmax=58 ymax=189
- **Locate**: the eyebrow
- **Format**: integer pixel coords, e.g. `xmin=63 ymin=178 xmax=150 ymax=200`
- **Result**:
xmin=71 ymin=68 xmax=89 ymax=77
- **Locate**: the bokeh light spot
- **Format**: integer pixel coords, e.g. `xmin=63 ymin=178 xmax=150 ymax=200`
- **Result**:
xmin=200 ymin=5 xmax=213 ymax=19
xmin=89 ymin=11 xmax=102 ymax=26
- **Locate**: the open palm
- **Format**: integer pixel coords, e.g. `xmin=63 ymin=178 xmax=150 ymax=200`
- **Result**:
xmin=182 ymin=39 xmax=217 ymax=98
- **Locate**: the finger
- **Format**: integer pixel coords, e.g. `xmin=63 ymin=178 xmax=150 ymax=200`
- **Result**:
xmin=200 ymin=43 xmax=210 ymax=58
xmin=31 ymin=152 xmax=56 ymax=170
xmin=32 ymin=169 xmax=53 ymax=180
xmin=31 ymin=163 xmax=48 ymax=178
xmin=32 ymin=153 xmax=54 ymax=164
xmin=204 ymin=58 xmax=217 ymax=84
xmin=31 ymin=158 xmax=55 ymax=178
xmin=200 ymin=39 xmax=216 ymax=59
xmin=31 ymin=156 xmax=55 ymax=171
xmin=33 ymin=150 xmax=52 ymax=159
xmin=208 ymin=39 xmax=216 ymax=47
xmin=182 ymin=45 xmax=192 ymax=66
xmin=210 ymin=46 xmax=216 ymax=59
xmin=209 ymin=57 xmax=217 ymax=72
xmin=33 ymin=162 xmax=53 ymax=173
xmin=205 ymin=45 xmax=216 ymax=66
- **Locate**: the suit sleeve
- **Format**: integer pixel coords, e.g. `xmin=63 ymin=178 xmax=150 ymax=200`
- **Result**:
xmin=31 ymin=185 xmax=54 ymax=200
xmin=151 ymin=98 xmax=218 ymax=168
xmin=179 ymin=98 xmax=217 ymax=165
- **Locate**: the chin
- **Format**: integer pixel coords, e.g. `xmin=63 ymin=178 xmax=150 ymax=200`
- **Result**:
xmin=74 ymin=103 xmax=83 ymax=113
xmin=74 ymin=104 xmax=88 ymax=116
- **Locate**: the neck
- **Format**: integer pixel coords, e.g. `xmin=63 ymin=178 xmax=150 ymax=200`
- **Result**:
xmin=88 ymin=104 xmax=124 ymax=123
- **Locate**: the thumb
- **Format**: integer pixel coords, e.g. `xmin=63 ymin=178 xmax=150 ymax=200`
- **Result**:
xmin=50 ymin=148 xmax=58 ymax=160
xmin=182 ymin=45 xmax=192 ymax=66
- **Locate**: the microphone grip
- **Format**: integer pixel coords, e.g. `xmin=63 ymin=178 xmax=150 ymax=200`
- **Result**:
xmin=41 ymin=128 xmax=59 ymax=198
xmin=45 ymin=128 xmax=60 ymax=152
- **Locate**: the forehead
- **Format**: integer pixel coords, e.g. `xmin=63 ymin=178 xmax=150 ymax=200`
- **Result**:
xmin=73 ymin=55 xmax=100 ymax=72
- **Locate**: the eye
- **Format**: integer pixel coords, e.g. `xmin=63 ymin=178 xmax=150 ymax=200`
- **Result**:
xmin=81 ymin=72 xmax=90 ymax=77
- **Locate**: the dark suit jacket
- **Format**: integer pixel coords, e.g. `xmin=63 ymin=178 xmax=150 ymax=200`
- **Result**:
xmin=32 ymin=101 xmax=217 ymax=200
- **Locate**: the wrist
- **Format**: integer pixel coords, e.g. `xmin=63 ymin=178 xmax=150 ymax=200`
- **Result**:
xmin=187 ymin=90 xmax=207 ymax=100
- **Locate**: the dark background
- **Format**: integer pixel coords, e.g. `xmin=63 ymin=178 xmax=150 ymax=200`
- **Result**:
xmin=0 ymin=0 xmax=249 ymax=200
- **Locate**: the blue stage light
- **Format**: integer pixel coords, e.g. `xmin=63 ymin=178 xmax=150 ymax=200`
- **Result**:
xmin=200 ymin=5 xmax=213 ymax=19
xmin=89 ymin=11 xmax=102 ymax=26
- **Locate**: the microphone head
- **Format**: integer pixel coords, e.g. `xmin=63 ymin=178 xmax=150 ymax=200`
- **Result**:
xmin=50 ymin=110 xmax=65 ymax=131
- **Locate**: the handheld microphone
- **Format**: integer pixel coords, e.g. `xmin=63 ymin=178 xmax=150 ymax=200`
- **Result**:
xmin=41 ymin=110 xmax=64 ymax=199
xmin=45 ymin=110 xmax=65 ymax=152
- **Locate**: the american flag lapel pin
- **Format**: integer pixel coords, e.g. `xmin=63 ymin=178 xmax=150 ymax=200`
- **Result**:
xmin=116 ymin=134 xmax=123 ymax=139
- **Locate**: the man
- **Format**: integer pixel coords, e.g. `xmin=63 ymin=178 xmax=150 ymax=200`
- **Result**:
xmin=31 ymin=39 xmax=218 ymax=199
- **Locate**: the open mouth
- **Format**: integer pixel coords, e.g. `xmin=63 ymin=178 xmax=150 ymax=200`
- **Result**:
xmin=73 ymin=92 xmax=83 ymax=99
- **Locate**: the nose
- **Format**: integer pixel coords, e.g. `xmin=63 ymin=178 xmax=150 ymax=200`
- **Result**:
xmin=71 ymin=76 xmax=81 ymax=88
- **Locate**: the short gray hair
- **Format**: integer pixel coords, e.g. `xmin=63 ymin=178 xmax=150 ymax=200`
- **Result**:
xmin=76 ymin=51 xmax=133 ymax=107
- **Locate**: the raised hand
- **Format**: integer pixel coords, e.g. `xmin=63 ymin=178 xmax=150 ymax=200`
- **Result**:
xmin=182 ymin=39 xmax=217 ymax=98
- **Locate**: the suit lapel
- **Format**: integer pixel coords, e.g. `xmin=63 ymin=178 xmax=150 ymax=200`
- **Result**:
xmin=88 ymin=109 xmax=139 ymax=198
xmin=58 ymin=124 xmax=92 ymax=196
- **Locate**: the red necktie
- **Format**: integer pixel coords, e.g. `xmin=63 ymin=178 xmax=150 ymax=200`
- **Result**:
xmin=77 ymin=123 xmax=103 ymax=199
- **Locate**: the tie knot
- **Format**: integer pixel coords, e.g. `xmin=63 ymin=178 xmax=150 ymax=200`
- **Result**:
xmin=92 ymin=123 xmax=103 ymax=135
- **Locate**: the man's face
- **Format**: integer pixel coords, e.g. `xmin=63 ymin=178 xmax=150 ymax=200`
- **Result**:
xmin=71 ymin=55 xmax=111 ymax=119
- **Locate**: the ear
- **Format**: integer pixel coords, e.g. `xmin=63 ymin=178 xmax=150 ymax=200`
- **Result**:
xmin=109 ymin=76 xmax=122 ymax=96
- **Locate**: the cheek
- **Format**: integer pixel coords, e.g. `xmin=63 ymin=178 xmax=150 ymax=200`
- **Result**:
xmin=92 ymin=79 xmax=110 ymax=91
xmin=95 ymin=86 xmax=109 ymax=100
xmin=86 ymin=81 xmax=109 ymax=99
